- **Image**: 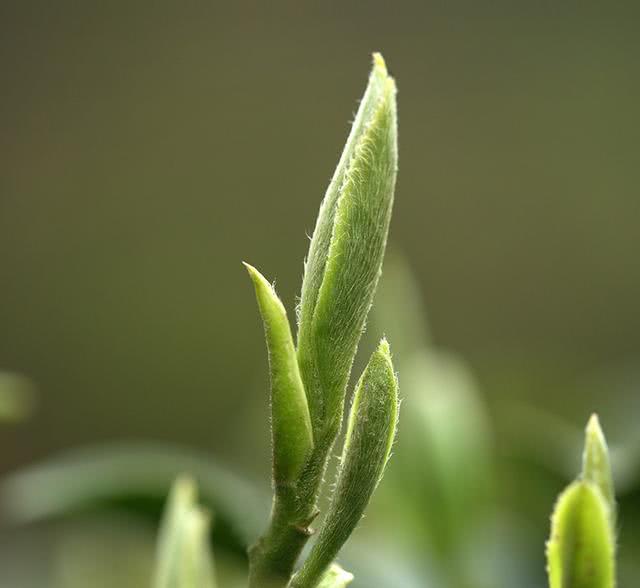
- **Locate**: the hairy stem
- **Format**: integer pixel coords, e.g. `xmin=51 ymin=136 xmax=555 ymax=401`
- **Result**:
xmin=247 ymin=493 xmax=310 ymax=588
xmin=247 ymin=448 xmax=330 ymax=588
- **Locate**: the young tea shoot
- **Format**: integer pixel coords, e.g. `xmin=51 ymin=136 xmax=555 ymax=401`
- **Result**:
xmin=246 ymin=53 xmax=399 ymax=588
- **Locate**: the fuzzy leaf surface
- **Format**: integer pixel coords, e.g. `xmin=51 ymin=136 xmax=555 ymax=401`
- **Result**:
xmin=291 ymin=339 xmax=399 ymax=587
xmin=296 ymin=53 xmax=398 ymax=443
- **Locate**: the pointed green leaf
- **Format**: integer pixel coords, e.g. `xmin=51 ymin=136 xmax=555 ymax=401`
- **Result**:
xmin=297 ymin=53 xmax=393 ymax=343
xmin=177 ymin=507 xmax=217 ymax=588
xmin=546 ymin=480 xmax=615 ymax=588
xmin=154 ymin=476 xmax=217 ymax=588
xmin=155 ymin=476 xmax=196 ymax=586
xmin=245 ymin=262 xmax=314 ymax=483
xmin=291 ymin=339 xmax=399 ymax=588
xmin=317 ymin=564 xmax=354 ymax=588
xmin=582 ymin=414 xmax=615 ymax=522
xmin=297 ymin=53 xmax=398 ymax=443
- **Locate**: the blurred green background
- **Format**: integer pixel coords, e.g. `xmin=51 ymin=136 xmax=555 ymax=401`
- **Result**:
xmin=1 ymin=2 xmax=638 ymax=587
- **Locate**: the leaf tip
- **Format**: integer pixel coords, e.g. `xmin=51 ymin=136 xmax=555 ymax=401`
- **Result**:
xmin=372 ymin=52 xmax=387 ymax=74
xmin=586 ymin=413 xmax=605 ymax=444
xmin=371 ymin=52 xmax=396 ymax=96
xmin=244 ymin=262 xmax=282 ymax=308
xmin=582 ymin=412 xmax=615 ymax=521
xmin=376 ymin=336 xmax=391 ymax=358
xmin=173 ymin=474 xmax=198 ymax=504
xmin=242 ymin=260 xmax=263 ymax=283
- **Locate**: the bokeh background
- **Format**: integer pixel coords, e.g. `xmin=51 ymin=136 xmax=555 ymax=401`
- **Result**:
xmin=1 ymin=2 xmax=638 ymax=587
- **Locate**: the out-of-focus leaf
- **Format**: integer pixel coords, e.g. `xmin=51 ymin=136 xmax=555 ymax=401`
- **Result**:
xmin=546 ymin=481 xmax=615 ymax=588
xmin=317 ymin=563 xmax=354 ymax=588
xmin=386 ymin=349 xmax=492 ymax=560
xmin=154 ymin=477 xmax=216 ymax=588
xmin=369 ymin=250 xmax=431 ymax=358
xmin=494 ymin=402 xmax=585 ymax=479
xmin=582 ymin=415 xmax=616 ymax=522
xmin=0 ymin=443 xmax=267 ymax=553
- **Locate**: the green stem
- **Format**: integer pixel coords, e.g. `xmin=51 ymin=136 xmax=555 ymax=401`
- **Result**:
xmin=247 ymin=495 xmax=310 ymax=588
xmin=247 ymin=439 xmax=334 ymax=587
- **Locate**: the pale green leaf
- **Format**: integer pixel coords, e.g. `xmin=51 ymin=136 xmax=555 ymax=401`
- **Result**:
xmin=582 ymin=414 xmax=615 ymax=523
xmin=154 ymin=476 xmax=217 ymax=588
xmin=155 ymin=477 xmax=197 ymax=588
xmin=291 ymin=339 xmax=399 ymax=587
xmin=244 ymin=262 xmax=314 ymax=482
xmin=317 ymin=563 xmax=353 ymax=588
xmin=547 ymin=481 xmax=615 ymax=588
xmin=386 ymin=349 xmax=492 ymax=559
xmin=177 ymin=507 xmax=216 ymax=588
xmin=297 ymin=52 xmax=393 ymax=349
xmin=547 ymin=415 xmax=617 ymax=588
xmin=296 ymin=53 xmax=398 ymax=444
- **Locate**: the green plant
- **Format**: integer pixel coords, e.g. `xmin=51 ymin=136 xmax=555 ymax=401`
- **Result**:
xmin=1 ymin=51 xmax=632 ymax=588
xmin=244 ymin=52 xmax=399 ymax=588
xmin=149 ymin=51 xmax=400 ymax=588
xmin=546 ymin=415 xmax=617 ymax=588
xmin=0 ymin=53 xmax=400 ymax=588
xmin=155 ymin=477 xmax=217 ymax=588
